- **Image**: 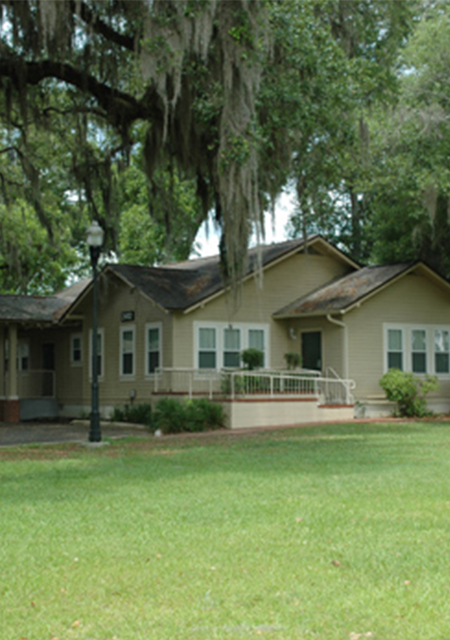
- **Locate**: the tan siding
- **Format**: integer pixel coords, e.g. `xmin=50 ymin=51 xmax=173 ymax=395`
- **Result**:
xmin=71 ymin=273 xmax=173 ymax=410
xmin=346 ymin=272 xmax=450 ymax=399
xmin=177 ymin=253 xmax=352 ymax=369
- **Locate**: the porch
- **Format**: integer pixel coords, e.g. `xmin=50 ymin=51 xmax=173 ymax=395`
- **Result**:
xmin=152 ymin=368 xmax=356 ymax=429
xmin=2 ymin=370 xmax=58 ymax=422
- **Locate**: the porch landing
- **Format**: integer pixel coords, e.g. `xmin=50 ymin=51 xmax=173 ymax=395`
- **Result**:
xmin=220 ymin=396 xmax=354 ymax=430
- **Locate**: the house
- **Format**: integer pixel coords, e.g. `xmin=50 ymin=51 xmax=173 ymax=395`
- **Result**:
xmin=2 ymin=234 xmax=450 ymax=426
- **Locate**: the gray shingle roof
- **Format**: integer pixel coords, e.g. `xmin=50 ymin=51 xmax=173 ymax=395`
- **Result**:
xmin=274 ymin=263 xmax=415 ymax=318
xmin=108 ymin=237 xmax=319 ymax=311
xmin=0 ymin=278 xmax=91 ymax=323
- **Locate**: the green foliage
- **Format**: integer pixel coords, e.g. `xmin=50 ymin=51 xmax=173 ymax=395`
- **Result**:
xmin=221 ymin=373 xmax=245 ymax=396
xmin=185 ymin=398 xmax=225 ymax=432
xmin=379 ymin=368 xmax=439 ymax=417
xmin=241 ymin=348 xmax=264 ymax=370
xmin=111 ymin=403 xmax=153 ymax=426
xmin=284 ymin=352 xmax=302 ymax=370
xmin=153 ymin=397 xmax=224 ymax=434
xmin=117 ymin=154 xmax=205 ymax=265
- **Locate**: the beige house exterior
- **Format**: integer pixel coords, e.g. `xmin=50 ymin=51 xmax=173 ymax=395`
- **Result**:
xmin=2 ymin=235 xmax=450 ymax=425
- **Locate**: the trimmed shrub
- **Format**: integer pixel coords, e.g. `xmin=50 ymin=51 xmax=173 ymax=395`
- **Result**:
xmin=241 ymin=348 xmax=264 ymax=370
xmin=185 ymin=398 xmax=225 ymax=432
xmin=379 ymin=369 xmax=439 ymax=417
xmin=153 ymin=398 xmax=224 ymax=434
xmin=153 ymin=398 xmax=187 ymax=434
xmin=111 ymin=403 xmax=153 ymax=426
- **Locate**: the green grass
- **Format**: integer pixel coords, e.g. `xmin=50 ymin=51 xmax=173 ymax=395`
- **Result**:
xmin=2 ymin=421 xmax=450 ymax=639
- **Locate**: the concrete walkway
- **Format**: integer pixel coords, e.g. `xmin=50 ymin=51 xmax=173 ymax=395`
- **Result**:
xmin=0 ymin=422 xmax=152 ymax=447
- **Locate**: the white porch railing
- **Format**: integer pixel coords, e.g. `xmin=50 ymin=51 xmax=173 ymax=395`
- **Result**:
xmin=153 ymin=368 xmax=222 ymax=399
xmin=153 ymin=368 xmax=355 ymax=405
xmin=223 ymin=370 xmax=355 ymax=404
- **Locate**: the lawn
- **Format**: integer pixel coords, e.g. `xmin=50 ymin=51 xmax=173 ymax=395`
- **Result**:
xmin=1 ymin=421 xmax=450 ymax=640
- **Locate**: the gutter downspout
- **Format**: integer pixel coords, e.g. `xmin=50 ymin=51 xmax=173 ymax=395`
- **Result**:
xmin=326 ymin=313 xmax=349 ymax=381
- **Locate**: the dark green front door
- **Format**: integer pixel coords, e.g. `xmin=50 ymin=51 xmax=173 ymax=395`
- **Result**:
xmin=301 ymin=331 xmax=322 ymax=371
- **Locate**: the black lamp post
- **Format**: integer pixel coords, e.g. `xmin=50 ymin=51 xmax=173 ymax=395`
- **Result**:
xmin=87 ymin=220 xmax=104 ymax=442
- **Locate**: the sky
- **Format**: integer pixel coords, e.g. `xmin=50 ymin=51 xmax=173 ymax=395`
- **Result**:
xmin=192 ymin=190 xmax=296 ymax=258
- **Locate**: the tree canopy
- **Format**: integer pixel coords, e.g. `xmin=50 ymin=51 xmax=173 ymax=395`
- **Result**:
xmin=0 ymin=0 xmax=268 ymax=290
xmin=2 ymin=0 xmax=450 ymax=293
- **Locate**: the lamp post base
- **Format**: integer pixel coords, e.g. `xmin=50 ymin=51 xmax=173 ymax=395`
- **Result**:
xmin=89 ymin=412 xmax=102 ymax=442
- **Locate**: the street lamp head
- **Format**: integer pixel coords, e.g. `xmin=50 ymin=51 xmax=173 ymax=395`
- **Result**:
xmin=87 ymin=220 xmax=105 ymax=248
xmin=87 ymin=220 xmax=104 ymax=269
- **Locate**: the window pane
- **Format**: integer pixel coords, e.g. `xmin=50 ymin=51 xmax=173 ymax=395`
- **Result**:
xmin=123 ymin=330 xmax=133 ymax=350
xmin=388 ymin=329 xmax=402 ymax=351
xmin=436 ymin=353 xmax=449 ymax=374
xmin=199 ymin=352 xmax=216 ymax=369
xmin=249 ymin=329 xmax=264 ymax=351
xmin=388 ymin=352 xmax=403 ymax=370
xmin=123 ymin=353 xmax=133 ymax=375
xmin=199 ymin=328 xmax=215 ymax=349
xmin=412 ymin=353 xmax=426 ymax=373
xmin=224 ymin=328 xmax=240 ymax=350
xmin=148 ymin=351 xmax=160 ymax=373
xmin=72 ymin=337 xmax=81 ymax=362
xmin=412 ymin=330 xmax=426 ymax=351
xmin=148 ymin=328 xmax=160 ymax=351
xmin=224 ymin=352 xmax=240 ymax=368
xmin=435 ymin=330 xmax=449 ymax=353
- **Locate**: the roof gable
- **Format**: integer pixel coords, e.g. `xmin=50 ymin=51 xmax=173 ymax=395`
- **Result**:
xmin=273 ymin=261 xmax=450 ymax=318
xmin=103 ymin=235 xmax=359 ymax=313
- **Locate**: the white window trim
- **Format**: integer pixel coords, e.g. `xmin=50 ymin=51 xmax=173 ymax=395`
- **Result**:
xmin=384 ymin=323 xmax=450 ymax=377
xmin=70 ymin=332 xmax=83 ymax=367
xmin=223 ymin=326 xmax=242 ymax=368
xmin=17 ymin=339 xmax=30 ymax=373
xmin=89 ymin=328 xmax=104 ymax=380
xmin=145 ymin=322 xmax=162 ymax=377
xmin=434 ymin=328 xmax=450 ymax=375
xmin=194 ymin=321 xmax=270 ymax=370
xmin=120 ymin=324 xmax=136 ymax=378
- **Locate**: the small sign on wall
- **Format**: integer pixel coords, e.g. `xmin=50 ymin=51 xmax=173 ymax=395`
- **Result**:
xmin=121 ymin=311 xmax=135 ymax=322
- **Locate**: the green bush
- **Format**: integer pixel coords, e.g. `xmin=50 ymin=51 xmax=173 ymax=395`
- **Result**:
xmin=221 ymin=373 xmax=244 ymax=395
xmin=379 ymin=369 xmax=439 ymax=417
xmin=241 ymin=348 xmax=264 ymax=370
xmin=284 ymin=352 xmax=302 ymax=370
xmin=153 ymin=398 xmax=224 ymax=434
xmin=185 ymin=399 xmax=225 ymax=432
xmin=111 ymin=403 xmax=153 ymax=426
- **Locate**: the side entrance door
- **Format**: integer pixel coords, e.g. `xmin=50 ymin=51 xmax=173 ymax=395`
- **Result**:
xmin=301 ymin=331 xmax=322 ymax=371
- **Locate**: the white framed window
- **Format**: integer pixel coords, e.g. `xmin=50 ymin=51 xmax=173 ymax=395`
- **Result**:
xmin=198 ymin=327 xmax=217 ymax=369
xmin=146 ymin=323 xmax=162 ymax=375
xmin=89 ymin=328 xmax=104 ymax=379
xmin=384 ymin=324 xmax=450 ymax=377
xmin=387 ymin=328 xmax=404 ymax=370
xmin=411 ymin=329 xmax=427 ymax=374
xmin=120 ymin=325 xmax=135 ymax=377
xmin=195 ymin=322 xmax=269 ymax=370
xmin=223 ymin=327 xmax=241 ymax=368
xmin=435 ymin=329 xmax=450 ymax=374
xmin=17 ymin=340 xmax=30 ymax=371
xmin=70 ymin=333 xmax=83 ymax=366
xmin=248 ymin=328 xmax=266 ymax=367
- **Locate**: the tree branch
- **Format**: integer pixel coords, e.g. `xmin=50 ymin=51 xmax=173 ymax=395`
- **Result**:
xmin=69 ymin=0 xmax=136 ymax=52
xmin=0 ymin=56 xmax=161 ymax=131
